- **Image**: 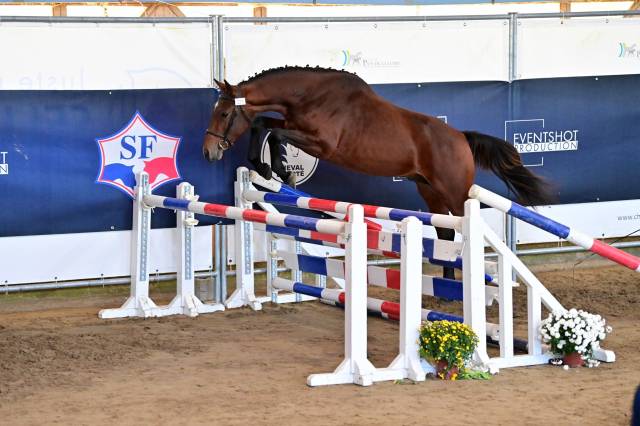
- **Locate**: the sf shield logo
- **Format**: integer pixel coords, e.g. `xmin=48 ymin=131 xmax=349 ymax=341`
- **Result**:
xmin=96 ymin=112 xmax=181 ymax=197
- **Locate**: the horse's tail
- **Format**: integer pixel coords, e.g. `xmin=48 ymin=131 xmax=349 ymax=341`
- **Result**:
xmin=463 ymin=130 xmax=554 ymax=206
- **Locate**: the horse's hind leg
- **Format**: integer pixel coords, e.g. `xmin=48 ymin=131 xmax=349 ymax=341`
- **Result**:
xmin=416 ymin=182 xmax=456 ymax=280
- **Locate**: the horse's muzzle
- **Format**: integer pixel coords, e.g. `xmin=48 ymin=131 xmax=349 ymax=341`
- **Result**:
xmin=203 ymin=146 xmax=224 ymax=162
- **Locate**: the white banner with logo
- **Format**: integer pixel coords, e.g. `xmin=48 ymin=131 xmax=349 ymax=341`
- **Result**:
xmin=224 ymin=20 xmax=510 ymax=84
xmin=517 ymin=17 xmax=640 ymax=79
xmin=0 ymin=22 xmax=212 ymax=90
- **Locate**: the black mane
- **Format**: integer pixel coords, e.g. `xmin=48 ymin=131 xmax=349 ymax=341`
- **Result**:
xmin=240 ymin=66 xmax=357 ymax=85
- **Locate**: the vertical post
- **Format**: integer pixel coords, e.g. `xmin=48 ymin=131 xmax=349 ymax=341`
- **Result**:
xmin=220 ymin=225 xmax=228 ymax=302
xmin=498 ymin=253 xmax=514 ymax=359
xmin=132 ymin=172 xmax=152 ymax=306
xmin=508 ymin=12 xmax=518 ymax=83
xmin=225 ymin=167 xmax=262 ymax=310
xmin=214 ymin=223 xmax=222 ymax=303
xmin=99 ymin=172 xmax=157 ymax=319
xmin=294 ymin=240 xmax=303 ymax=302
xmin=307 ymin=204 xmax=375 ymax=386
xmin=212 ymin=15 xmax=225 ymax=82
xmin=527 ymin=287 xmax=542 ymax=355
xmin=267 ymin=234 xmax=278 ymax=302
xmin=165 ymin=182 xmax=224 ymax=317
xmin=387 ymin=216 xmax=426 ymax=381
xmin=343 ymin=204 xmax=372 ymax=385
xmin=176 ymin=182 xmax=197 ymax=315
xmin=462 ymin=199 xmax=489 ymax=366
xmin=506 ymin=12 xmax=519 ymax=279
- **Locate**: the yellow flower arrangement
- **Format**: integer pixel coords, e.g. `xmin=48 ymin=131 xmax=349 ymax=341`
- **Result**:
xmin=418 ymin=320 xmax=479 ymax=380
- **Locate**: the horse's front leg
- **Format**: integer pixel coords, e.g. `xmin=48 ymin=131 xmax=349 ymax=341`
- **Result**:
xmin=247 ymin=117 xmax=274 ymax=180
xmin=265 ymin=131 xmax=296 ymax=188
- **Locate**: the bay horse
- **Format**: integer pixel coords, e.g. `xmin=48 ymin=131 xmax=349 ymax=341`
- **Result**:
xmin=203 ymin=66 xmax=552 ymax=279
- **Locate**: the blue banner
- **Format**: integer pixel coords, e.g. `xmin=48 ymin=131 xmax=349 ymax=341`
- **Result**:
xmin=1 ymin=75 xmax=639 ymax=237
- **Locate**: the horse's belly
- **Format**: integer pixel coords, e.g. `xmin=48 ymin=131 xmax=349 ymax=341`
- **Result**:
xmin=328 ymin=150 xmax=412 ymax=177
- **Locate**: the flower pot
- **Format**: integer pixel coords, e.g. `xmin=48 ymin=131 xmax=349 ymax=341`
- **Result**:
xmin=562 ymin=351 xmax=584 ymax=368
xmin=435 ymin=360 xmax=459 ymax=380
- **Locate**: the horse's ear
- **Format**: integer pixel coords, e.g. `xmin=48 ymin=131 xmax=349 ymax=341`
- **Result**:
xmin=213 ymin=79 xmax=225 ymax=91
xmin=223 ymin=79 xmax=235 ymax=95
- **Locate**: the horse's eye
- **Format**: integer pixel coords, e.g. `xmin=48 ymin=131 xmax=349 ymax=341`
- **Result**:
xmin=221 ymin=112 xmax=229 ymax=118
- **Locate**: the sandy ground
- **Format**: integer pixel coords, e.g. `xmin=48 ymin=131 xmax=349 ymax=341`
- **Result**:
xmin=1 ymin=262 xmax=639 ymax=426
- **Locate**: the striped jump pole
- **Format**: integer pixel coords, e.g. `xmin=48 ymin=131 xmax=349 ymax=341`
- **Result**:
xmin=254 ymin=222 xmax=495 ymax=282
xmin=143 ymin=194 xmax=346 ymax=236
xmin=318 ymin=298 xmax=528 ymax=353
xmin=249 ymin=170 xmax=383 ymax=231
xmin=469 ymin=185 xmax=640 ymax=272
xmin=273 ymin=278 xmax=501 ymax=343
xmin=244 ymin=188 xmax=462 ymax=231
xmin=252 ymin=223 xmax=462 ymax=262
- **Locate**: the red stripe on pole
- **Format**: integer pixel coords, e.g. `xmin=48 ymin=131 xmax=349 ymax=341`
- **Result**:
xmin=385 ymin=269 xmax=401 ymax=290
xmin=364 ymin=219 xmax=383 ymax=231
xmin=591 ymin=239 xmax=640 ymax=270
xmin=242 ymin=209 xmax=269 ymax=223
xmin=380 ymin=300 xmax=400 ymax=317
xmin=382 ymin=250 xmax=400 ymax=258
xmin=310 ymin=231 xmax=339 ymax=243
xmin=367 ymin=230 xmax=380 ymax=250
xmin=308 ymin=198 xmax=338 ymax=212
xmin=362 ymin=204 xmax=379 ymax=217
xmin=203 ymin=203 xmax=228 ymax=217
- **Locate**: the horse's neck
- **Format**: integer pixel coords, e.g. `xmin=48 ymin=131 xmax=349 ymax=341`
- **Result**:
xmin=246 ymin=74 xmax=330 ymax=118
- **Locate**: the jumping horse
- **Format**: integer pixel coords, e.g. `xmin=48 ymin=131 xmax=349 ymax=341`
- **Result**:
xmin=203 ymin=66 xmax=552 ymax=279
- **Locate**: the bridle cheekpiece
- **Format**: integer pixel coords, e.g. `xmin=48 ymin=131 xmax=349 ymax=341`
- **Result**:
xmin=205 ymin=93 xmax=251 ymax=152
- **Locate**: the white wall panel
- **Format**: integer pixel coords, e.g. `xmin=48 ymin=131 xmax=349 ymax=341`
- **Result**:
xmin=0 ymin=226 xmax=213 ymax=285
xmin=225 ymin=20 xmax=509 ymax=84
xmin=517 ymin=17 xmax=640 ymax=79
xmin=0 ymin=22 xmax=212 ymax=90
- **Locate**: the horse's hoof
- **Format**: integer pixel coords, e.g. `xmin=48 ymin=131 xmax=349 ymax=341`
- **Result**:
xmin=286 ymin=173 xmax=297 ymax=188
xmin=256 ymin=163 xmax=272 ymax=181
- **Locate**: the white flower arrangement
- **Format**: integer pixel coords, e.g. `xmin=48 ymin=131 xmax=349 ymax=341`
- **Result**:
xmin=539 ymin=308 xmax=612 ymax=367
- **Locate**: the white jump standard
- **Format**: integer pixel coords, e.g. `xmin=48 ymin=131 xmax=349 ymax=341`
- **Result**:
xmin=99 ymin=174 xmax=225 ymax=319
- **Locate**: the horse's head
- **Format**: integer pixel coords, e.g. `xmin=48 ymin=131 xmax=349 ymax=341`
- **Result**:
xmin=203 ymin=79 xmax=252 ymax=162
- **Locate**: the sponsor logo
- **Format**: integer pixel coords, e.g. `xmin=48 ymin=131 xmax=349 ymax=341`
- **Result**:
xmin=618 ymin=42 xmax=640 ymax=59
xmin=260 ymin=132 xmax=319 ymax=185
xmin=339 ymin=49 xmax=401 ymax=69
xmin=505 ymin=119 xmax=579 ymax=167
xmin=96 ymin=112 xmax=181 ymax=197
xmin=0 ymin=152 xmax=7 ymax=175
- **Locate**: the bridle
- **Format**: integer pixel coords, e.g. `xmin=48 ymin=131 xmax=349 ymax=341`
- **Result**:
xmin=205 ymin=94 xmax=252 ymax=151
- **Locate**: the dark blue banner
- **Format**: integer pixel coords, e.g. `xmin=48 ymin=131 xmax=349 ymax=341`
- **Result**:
xmin=1 ymin=75 xmax=639 ymax=237
xmin=0 ymin=89 xmax=242 ymax=237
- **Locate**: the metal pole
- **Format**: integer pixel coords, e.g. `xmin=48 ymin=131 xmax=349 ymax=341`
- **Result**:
xmin=215 ymin=15 xmax=225 ymax=81
xmin=0 ymin=270 xmax=218 ymax=295
xmin=209 ymin=15 xmax=216 ymax=88
xmin=220 ymin=224 xmax=228 ymax=302
xmin=221 ymin=10 xmax=640 ymax=24
xmin=214 ymin=223 xmax=222 ymax=303
xmin=506 ymin=12 xmax=519 ymax=261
